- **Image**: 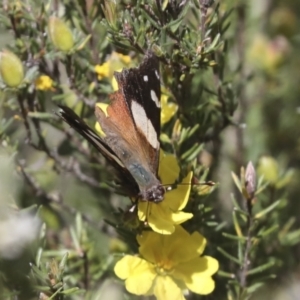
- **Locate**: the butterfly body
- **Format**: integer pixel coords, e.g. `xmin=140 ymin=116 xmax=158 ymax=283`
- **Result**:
xmin=58 ymin=52 xmax=164 ymax=203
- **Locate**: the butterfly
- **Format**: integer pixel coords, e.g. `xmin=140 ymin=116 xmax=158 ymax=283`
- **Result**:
xmin=58 ymin=51 xmax=165 ymax=203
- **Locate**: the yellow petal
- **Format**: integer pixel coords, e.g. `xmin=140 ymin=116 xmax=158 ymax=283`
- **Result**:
xmin=180 ymin=256 xmax=219 ymax=295
xmin=175 ymin=256 xmax=219 ymax=278
xmin=114 ymin=255 xmax=152 ymax=279
xmin=138 ymin=232 xmax=165 ymax=264
xmin=94 ymin=62 xmax=110 ymax=80
xmin=138 ymin=202 xmax=175 ymax=235
xmin=178 ymin=171 xmax=193 ymax=209
xmin=163 ymin=226 xmax=205 ymax=263
xmin=191 ymin=231 xmax=207 ymax=255
xmin=114 ymin=256 xmax=156 ymax=295
xmin=95 ymin=102 xmax=109 ymax=116
xmin=186 ymin=276 xmax=215 ymax=295
xmin=138 ymin=226 xmax=203 ymax=264
xmin=35 ymin=75 xmax=53 ymax=91
xmin=161 ymin=94 xmax=178 ymax=125
xmin=116 ymin=52 xmax=131 ymax=65
xmin=138 ymin=228 xmax=189 ymax=264
xmin=153 ymin=276 xmax=185 ymax=300
xmin=138 ymin=154 xmax=192 ymax=235
xmin=125 ymin=270 xmax=156 ymax=295
xmin=165 ymin=171 xmax=192 ymax=211
xmin=95 ymin=103 xmax=109 ymax=136
xmin=111 ymin=67 xmax=122 ymax=90
xmin=172 ymin=231 xmax=206 ymax=260
xmin=95 ymin=123 xmax=105 ymax=137
xmin=148 ymin=211 xmax=175 ymax=234
xmin=185 ymin=275 xmax=216 ymax=295
xmin=171 ymin=211 xmax=193 ymax=224
xmin=159 ymin=152 xmax=180 ymax=184
xmin=173 ymin=256 xmax=219 ymax=295
xmin=111 ymin=75 xmax=118 ymax=91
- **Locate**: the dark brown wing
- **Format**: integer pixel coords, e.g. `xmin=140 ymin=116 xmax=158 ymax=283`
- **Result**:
xmin=96 ymin=52 xmax=161 ymax=176
xmin=57 ymin=105 xmax=140 ymax=197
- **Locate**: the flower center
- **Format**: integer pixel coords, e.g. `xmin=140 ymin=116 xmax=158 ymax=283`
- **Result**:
xmin=155 ymin=260 xmax=174 ymax=275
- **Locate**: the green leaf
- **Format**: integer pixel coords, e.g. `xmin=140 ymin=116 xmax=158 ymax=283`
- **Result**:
xmin=258 ymin=225 xmax=279 ymax=238
xmin=48 ymin=286 xmax=64 ymax=299
xmin=231 ymin=171 xmax=242 ymax=193
xmin=0 ymin=117 xmax=14 ymax=134
xmin=232 ymin=211 xmax=244 ymax=237
xmin=222 ymin=232 xmax=247 ymax=241
xmin=281 ymin=228 xmax=300 ymax=246
xmin=75 ymin=212 xmax=83 ymax=238
xmin=205 ymin=33 xmax=221 ymax=53
xmin=70 ymin=226 xmax=81 ymax=252
xmin=217 ymin=270 xmax=235 ymax=278
xmin=217 ymin=247 xmax=241 ymax=265
xmin=247 ymin=260 xmax=276 ymax=275
xmin=254 ymin=200 xmax=281 ymax=219
xmin=61 ymin=287 xmax=82 ymax=295
xmin=30 ymin=264 xmax=48 ymax=284
xmin=32 ymin=285 xmax=51 ymax=292
xmin=27 ymin=112 xmax=56 ymax=119
xmin=36 ymin=248 xmax=43 ymax=268
xmin=59 ymin=252 xmax=69 ymax=271
xmin=186 ymin=124 xmax=200 ymax=138
xmin=181 ymin=143 xmax=204 ymax=161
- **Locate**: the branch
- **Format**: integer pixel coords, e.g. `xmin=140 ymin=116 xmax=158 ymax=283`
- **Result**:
xmin=17 ymin=160 xmax=107 ymax=231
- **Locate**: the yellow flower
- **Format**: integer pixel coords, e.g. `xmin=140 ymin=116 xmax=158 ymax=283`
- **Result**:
xmin=35 ymin=75 xmax=54 ymax=91
xmin=138 ymin=151 xmax=193 ymax=235
xmin=114 ymin=225 xmax=219 ymax=299
xmin=94 ymin=52 xmax=131 ymax=81
xmin=161 ymin=93 xmax=178 ymax=125
xmin=94 ymin=62 xmax=110 ymax=80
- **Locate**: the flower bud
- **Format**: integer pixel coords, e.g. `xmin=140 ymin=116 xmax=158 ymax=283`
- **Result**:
xmin=257 ymin=156 xmax=279 ymax=184
xmin=245 ymin=161 xmax=256 ymax=199
xmin=48 ymin=17 xmax=74 ymax=51
xmin=151 ymin=44 xmax=163 ymax=57
xmin=0 ymin=50 xmax=24 ymax=87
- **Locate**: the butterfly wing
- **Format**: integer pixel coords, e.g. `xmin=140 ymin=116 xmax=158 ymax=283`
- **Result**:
xmin=95 ymin=52 xmax=161 ymax=176
xmin=57 ymin=105 xmax=140 ymax=197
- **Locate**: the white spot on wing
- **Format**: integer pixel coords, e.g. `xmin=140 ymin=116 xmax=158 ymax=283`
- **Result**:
xmin=143 ymin=75 xmax=148 ymax=82
xmin=131 ymin=101 xmax=158 ymax=149
xmin=151 ymin=90 xmax=160 ymax=108
xmin=155 ymin=70 xmax=159 ymax=79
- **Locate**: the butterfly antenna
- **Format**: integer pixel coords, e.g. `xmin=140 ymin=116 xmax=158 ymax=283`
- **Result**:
xmin=162 ymin=180 xmax=215 ymax=190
